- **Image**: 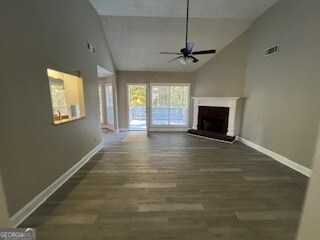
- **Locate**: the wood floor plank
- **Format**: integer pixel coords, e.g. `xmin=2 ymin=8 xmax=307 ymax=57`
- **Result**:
xmin=235 ymin=210 xmax=301 ymax=221
xmin=124 ymin=183 xmax=177 ymax=188
xmin=20 ymin=131 xmax=308 ymax=240
xmin=139 ymin=203 xmax=204 ymax=212
xmin=199 ymin=168 xmax=243 ymax=172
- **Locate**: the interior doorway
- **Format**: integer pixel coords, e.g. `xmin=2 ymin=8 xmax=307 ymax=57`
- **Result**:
xmin=97 ymin=65 xmax=117 ymax=131
xmin=128 ymin=84 xmax=147 ymax=131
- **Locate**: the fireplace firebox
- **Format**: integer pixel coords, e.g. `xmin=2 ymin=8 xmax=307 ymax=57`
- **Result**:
xmin=197 ymin=106 xmax=229 ymax=134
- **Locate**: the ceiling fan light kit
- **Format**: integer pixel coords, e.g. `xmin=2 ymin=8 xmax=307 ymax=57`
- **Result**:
xmin=160 ymin=0 xmax=216 ymax=65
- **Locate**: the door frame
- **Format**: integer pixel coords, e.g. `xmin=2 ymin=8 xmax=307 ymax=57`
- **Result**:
xmin=99 ymin=81 xmax=115 ymax=131
xmin=126 ymin=83 xmax=149 ymax=133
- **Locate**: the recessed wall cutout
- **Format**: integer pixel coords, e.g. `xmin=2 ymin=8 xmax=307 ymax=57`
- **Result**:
xmin=47 ymin=68 xmax=86 ymax=124
xmin=265 ymin=45 xmax=279 ymax=57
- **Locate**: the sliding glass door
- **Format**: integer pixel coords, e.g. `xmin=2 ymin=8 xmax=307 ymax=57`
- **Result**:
xmin=151 ymin=84 xmax=190 ymax=127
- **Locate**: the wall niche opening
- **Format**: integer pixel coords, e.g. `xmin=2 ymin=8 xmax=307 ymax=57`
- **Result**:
xmin=47 ymin=68 xmax=86 ymax=124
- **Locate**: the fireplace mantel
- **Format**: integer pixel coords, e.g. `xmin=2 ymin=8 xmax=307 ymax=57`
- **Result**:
xmin=191 ymin=97 xmax=241 ymax=137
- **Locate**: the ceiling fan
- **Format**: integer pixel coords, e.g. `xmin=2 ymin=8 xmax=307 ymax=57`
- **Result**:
xmin=160 ymin=0 xmax=216 ymax=65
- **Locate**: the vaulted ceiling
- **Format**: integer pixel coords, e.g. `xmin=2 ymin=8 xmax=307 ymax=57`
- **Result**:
xmin=90 ymin=0 xmax=278 ymax=72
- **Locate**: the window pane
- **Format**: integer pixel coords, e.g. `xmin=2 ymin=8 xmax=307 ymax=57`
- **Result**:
xmin=151 ymin=85 xmax=189 ymax=127
xmin=49 ymin=82 xmax=68 ymax=116
xmin=169 ymin=86 xmax=188 ymax=125
xmin=152 ymin=86 xmax=170 ymax=125
xmin=98 ymin=85 xmax=104 ymax=124
xmin=129 ymin=85 xmax=147 ymax=130
xmin=105 ymin=85 xmax=114 ymax=125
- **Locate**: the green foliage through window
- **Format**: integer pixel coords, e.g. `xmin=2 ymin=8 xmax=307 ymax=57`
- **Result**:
xmin=129 ymin=86 xmax=146 ymax=107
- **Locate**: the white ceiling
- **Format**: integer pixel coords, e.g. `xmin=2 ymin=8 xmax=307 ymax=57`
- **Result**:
xmin=90 ymin=0 xmax=278 ymax=72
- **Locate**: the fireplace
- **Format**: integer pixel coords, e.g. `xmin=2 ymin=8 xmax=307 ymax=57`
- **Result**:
xmin=203 ymin=118 xmax=224 ymax=132
xmin=198 ymin=106 xmax=229 ymax=134
xmin=188 ymin=97 xmax=242 ymax=143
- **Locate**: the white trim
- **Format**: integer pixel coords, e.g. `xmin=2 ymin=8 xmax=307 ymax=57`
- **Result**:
xmin=10 ymin=143 xmax=103 ymax=227
xmin=188 ymin=133 xmax=235 ymax=144
xmin=119 ymin=128 xmax=129 ymax=132
xmin=237 ymin=137 xmax=312 ymax=177
xmin=191 ymin=97 xmax=241 ymax=137
xmin=149 ymin=127 xmax=189 ymax=132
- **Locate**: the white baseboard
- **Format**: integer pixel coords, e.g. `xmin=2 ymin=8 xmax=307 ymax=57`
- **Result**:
xmin=10 ymin=143 xmax=104 ymax=227
xmin=121 ymin=128 xmax=189 ymax=132
xmin=237 ymin=137 xmax=311 ymax=177
xmin=149 ymin=127 xmax=189 ymax=132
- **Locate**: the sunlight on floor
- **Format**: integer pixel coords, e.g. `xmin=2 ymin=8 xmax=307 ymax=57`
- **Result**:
xmin=121 ymin=131 xmax=147 ymax=143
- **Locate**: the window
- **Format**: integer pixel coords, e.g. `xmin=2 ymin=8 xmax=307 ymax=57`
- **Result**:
xmin=98 ymin=84 xmax=104 ymax=124
xmin=105 ymin=84 xmax=114 ymax=126
xmin=47 ymin=69 xmax=86 ymax=124
xmin=151 ymin=84 xmax=189 ymax=127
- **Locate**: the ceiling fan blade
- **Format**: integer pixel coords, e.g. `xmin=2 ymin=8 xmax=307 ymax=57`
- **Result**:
xmin=192 ymin=49 xmax=216 ymax=55
xmin=168 ymin=56 xmax=182 ymax=63
xmin=188 ymin=56 xmax=199 ymax=63
xmin=187 ymin=42 xmax=195 ymax=54
xmin=160 ymin=52 xmax=182 ymax=55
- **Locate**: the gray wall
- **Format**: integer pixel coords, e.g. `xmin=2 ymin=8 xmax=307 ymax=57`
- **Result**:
xmin=117 ymin=71 xmax=195 ymax=130
xmin=0 ymin=0 xmax=115 ymax=216
xmin=297 ymin=125 xmax=320 ymax=240
xmin=194 ymin=31 xmax=249 ymax=97
xmin=0 ymin=174 xmax=10 ymax=227
xmin=240 ymin=0 xmax=320 ymax=168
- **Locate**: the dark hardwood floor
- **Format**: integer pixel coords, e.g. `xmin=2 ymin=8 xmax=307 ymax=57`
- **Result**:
xmin=21 ymin=131 xmax=308 ymax=239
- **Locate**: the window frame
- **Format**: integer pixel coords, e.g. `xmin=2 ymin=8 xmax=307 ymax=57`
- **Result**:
xmin=105 ymin=83 xmax=114 ymax=126
xmin=150 ymin=83 xmax=190 ymax=128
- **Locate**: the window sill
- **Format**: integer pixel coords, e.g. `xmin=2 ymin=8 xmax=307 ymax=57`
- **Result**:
xmin=53 ymin=116 xmax=85 ymax=125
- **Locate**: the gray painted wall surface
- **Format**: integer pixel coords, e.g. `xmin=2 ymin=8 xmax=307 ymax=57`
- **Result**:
xmin=240 ymin=0 xmax=320 ymax=168
xmin=194 ymin=31 xmax=249 ymax=97
xmin=0 ymin=174 xmax=10 ymax=227
xmin=117 ymin=71 xmax=194 ymax=130
xmin=297 ymin=126 xmax=320 ymax=240
xmin=0 ymin=0 xmax=115 ymax=215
